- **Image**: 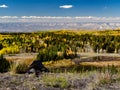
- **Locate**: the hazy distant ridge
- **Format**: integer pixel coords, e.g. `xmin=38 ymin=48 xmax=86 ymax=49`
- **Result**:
xmin=0 ymin=16 xmax=120 ymax=32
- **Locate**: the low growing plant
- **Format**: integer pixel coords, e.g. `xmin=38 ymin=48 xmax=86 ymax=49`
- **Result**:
xmin=9 ymin=62 xmax=29 ymax=74
xmin=0 ymin=54 xmax=10 ymax=72
xmin=42 ymin=74 xmax=69 ymax=89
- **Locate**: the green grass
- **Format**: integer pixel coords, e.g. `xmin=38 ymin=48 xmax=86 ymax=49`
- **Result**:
xmin=41 ymin=74 xmax=69 ymax=88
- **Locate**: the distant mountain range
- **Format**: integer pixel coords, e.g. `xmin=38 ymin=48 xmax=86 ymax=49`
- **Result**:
xmin=0 ymin=16 xmax=120 ymax=32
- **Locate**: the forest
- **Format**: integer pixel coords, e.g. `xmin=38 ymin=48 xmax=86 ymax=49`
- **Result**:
xmin=0 ymin=30 xmax=120 ymax=56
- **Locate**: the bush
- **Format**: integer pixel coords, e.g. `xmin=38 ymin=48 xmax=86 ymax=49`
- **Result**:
xmin=0 ymin=46 xmax=20 ymax=55
xmin=42 ymin=75 xmax=69 ymax=88
xmin=10 ymin=62 xmax=28 ymax=74
xmin=37 ymin=46 xmax=77 ymax=62
xmin=63 ymin=49 xmax=76 ymax=59
xmin=0 ymin=43 xmax=3 ymax=50
xmin=0 ymin=54 xmax=10 ymax=72
xmin=37 ymin=46 xmax=60 ymax=62
xmin=15 ymin=63 xmax=28 ymax=74
xmin=106 ymin=45 xmax=115 ymax=53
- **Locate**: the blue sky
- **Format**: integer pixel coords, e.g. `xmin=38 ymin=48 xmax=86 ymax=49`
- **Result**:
xmin=0 ymin=0 xmax=120 ymax=17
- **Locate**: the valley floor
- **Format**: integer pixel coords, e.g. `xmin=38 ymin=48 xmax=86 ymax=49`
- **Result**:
xmin=1 ymin=53 xmax=120 ymax=90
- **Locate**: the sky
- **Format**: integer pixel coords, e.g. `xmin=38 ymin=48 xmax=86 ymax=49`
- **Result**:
xmin=0 ymin=0 xmax=120 ymax=17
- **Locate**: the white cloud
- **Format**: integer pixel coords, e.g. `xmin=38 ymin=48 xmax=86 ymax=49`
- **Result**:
xmin=21 ymin=16 xmax=73 ymax=19
xmin=0 ymin=4 xmax=8 ymax=8
xmin=19 ymin=16 xmax=120 ymax=22
xmin=0 ymin=16 xmax=18 ymax=18
xmin=1 ymin=16 xmax=120 ymax=22
xmin=59 ymin=5 xmax=73 ymax=9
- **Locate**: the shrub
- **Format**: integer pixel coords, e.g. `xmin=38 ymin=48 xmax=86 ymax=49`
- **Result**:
xmin=9 ymin=62 xmax=28 ymax=74
xmin=0 ymin=43 xmax=3 ymax=50
xmin=0 ymin=54 xmax=10 ymax=72
xmin=37 ymin=46 xmax=61 ymax=62
xmin=15 ymin=63 xmax=28 ymax=74
xmin=37 ymin=46 xmax=76 ymax=62
xmin=106 ymin=45 xmax=115 ymax=53
xmin=42 ymin=75 xmax=69 ymax=88
xmin=0 ymin=46 xmax=20 ymax=55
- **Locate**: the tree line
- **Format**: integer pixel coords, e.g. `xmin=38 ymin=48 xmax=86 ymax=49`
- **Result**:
xmin=0 ymin=30 xmax=120 ymax=60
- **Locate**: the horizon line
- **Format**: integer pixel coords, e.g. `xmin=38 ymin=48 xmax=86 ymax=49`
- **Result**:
xmin=1 ymin=16 xmax=120 ymax=18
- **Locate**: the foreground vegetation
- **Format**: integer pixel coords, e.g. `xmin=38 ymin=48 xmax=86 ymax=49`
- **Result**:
xmin=0 ymin=51 xmax=120 ymax=89
xmin=1 ymin=70 xmax=120 ymax=90
xmin=0 ymin=53 xmax=120 ymax=89
xmin=1 ymin=30 xmax=120 ymax=89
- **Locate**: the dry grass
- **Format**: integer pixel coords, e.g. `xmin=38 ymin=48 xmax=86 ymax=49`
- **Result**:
xmin=41 ymin=73 xmax=69 ymax=88
xmin=6 ymin=53 xmax=36 ymax=65
xmin=5 ymin=54 xmax=36 ymax=74
xmin=4 ymin=53 xmax=120 ymax=75
xmin=5 ymin=53 xmax=120 ymax=69
xmin=1 ymin=53 xmax=120 ymax=89
xmin=44 ymin=59 xmax=120 ymax=69
xmin=43 ymin=59 xmax=75 ymax=68
xmin=0 ymin=70 xmax=120 ymax=90
xmin=81 ymin=61 xmax=120 ymax=67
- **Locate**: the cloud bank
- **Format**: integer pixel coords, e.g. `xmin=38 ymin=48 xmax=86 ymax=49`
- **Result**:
xmin=59 ymin=5 xmax=73 ymax=9
xmin=0 ymin=4 xmax=8 ymax=8
xmin=0 ymin=16 xmax=18 ymax=18
xmin=1 ymin=16 xmax=120 ymax=22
